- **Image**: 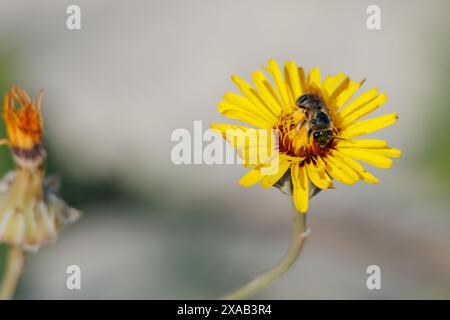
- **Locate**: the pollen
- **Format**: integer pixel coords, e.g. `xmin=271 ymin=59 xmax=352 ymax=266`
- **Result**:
xmin=276 ymin=110 xmax=334 ymax=163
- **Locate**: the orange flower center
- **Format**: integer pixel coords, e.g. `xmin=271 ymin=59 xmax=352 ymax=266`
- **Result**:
xmin=276 ymin=108 xmax=336 ymax=163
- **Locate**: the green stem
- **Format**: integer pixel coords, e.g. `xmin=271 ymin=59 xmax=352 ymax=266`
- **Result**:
xmin=222 ymin=210 xmax=309 ymax=300
xmin=0 ymin=246 xmax=25 ymax=300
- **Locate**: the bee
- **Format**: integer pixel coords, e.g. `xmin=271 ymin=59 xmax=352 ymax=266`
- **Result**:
xmin=295 ymin=93 xmax=334 ymax=147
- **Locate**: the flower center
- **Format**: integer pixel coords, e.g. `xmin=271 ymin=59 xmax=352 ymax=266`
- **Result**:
xmin=276 ymin=108 xmax=336 ymax=163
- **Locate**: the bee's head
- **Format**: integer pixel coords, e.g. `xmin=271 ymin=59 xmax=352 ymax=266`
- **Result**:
xmin=296 ymin=93 xmax=325 ymax=112
xmin=312 ymin=130 xmax=333 ymax=147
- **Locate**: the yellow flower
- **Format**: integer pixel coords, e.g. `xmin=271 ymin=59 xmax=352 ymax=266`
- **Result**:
xmin=211 ymin=59 xmax=401 ymax=213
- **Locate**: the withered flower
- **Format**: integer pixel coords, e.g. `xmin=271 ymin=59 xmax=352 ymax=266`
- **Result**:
xmin=0 ymin=86 xmax=80 ymax=299
xmin=0 ymin=86 xmax=79 ymax=250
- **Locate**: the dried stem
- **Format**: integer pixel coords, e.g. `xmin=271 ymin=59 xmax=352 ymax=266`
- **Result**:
xmin=0 ymin=246 xmax=25 ymax=300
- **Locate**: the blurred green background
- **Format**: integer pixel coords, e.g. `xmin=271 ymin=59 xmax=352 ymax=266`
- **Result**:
xmin=0 ymin=0 xmax=449 ymax=299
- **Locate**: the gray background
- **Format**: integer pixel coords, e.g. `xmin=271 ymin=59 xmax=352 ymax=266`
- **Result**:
xmin=0 ymin=0 xmax=448 ymax=299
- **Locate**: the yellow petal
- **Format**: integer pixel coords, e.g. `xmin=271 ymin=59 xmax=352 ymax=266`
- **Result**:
xmin=339 ymin=94 xmax=388 ymax=128
xmin=237 ymin=146 xmax=259 ymax=166
xmin=230 ymin=76 xmax=279 ymax=125
xmin=327 ymin=155 xmax=360 ymax=183
xmin=363 ymin=147 xmax=402 ymax=158
xmin=241 ymin=132 xmax=275 ymax=165
xmin=218 ymin=106 xmax=272 ymax=128
xmin=292 ymin=163 xmax=309 ymax=213
xmin=333 ymin=150 xmax=379 ymax=184
xmin=324 ymin=156 xmax=356 ymax=185
xmin=298 ymin=67 xmax=307 ymax=94
xmin=323 ymin=73 xmax=346 ymax=99
xmin=305 ymin=162 xmax=331 ymax=189
xmin=335 ymin=79 xmax=364 ymax=109
xmin=251 ymin=71 xmax=283 ymax=116
xmin=284 ymin=61 xmax=305 ymax=102
xmin=336 ymin=139 xmax=388 ymax=148
xmin=326 ymin=78 xmax=365 ymax=113
xmin=338 ymin=88 xmax=379 ymax=119
xmin=339 ymin=148 xmax=393 ymax=169
xmin=359 ymin=170 xmax=379 ymax=183
xmin=239 ymin=167 xmax=263 ymax=187
xmin=342 ymin=113 xmax=398 ymax=138
xmin=223 ymin=92 xmax=276 ymax=124
xmin=211 ymin=124 xmax=260 ymax=151
xmin=218 ymin=101 xmax=274 ymax=128
xmin=266 ymin=59 xmax=292 ymax=109
xmin=313 ymin=156 xmax=335 ymax=188
xmin=261 ymin=160 xmax=291 ymax=188
xmin=223 ymin=91 xmax=256 ymax=110
xmin=210 ymin=125 xmax=264 ymax=162
xmin=307 ymin=67 xmax=321 ymax=90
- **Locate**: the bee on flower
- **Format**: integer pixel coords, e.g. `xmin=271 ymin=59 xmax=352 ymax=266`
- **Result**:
xmin=212 ymin=59 xmax=401 ymax=213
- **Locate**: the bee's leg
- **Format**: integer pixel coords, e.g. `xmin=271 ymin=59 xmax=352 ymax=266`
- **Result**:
xmin=293 ymin=108 xmax=306 ymax=120
xmin=307 ymin=128 xmax=313 ymax=138
xmin=295 ymin=120 xmax=305 ymax=132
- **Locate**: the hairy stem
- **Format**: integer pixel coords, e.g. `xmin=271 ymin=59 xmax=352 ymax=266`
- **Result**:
xmin=0 ymin=246 xmax=25 ymax=300
xmin=222 ymin=210 xmax=309 ymax=300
